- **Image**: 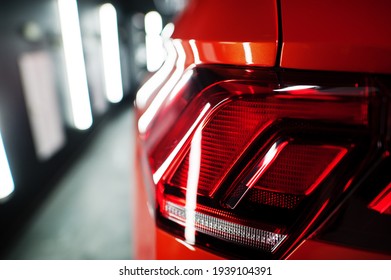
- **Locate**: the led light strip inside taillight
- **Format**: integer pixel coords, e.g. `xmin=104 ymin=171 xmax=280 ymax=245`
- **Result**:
xmin=164 ymin=201 xmax=287 ymax=253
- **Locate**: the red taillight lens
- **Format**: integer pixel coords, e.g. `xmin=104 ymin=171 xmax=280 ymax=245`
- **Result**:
xmin=369 ymin=182 xmax=391 ymax=215
xmin=168 ymin=89 xmax=365 ymax=198
xmin=137 ymin=65 xmax=382 ymax=258
xmin=225 ymin=143 xmax=348 ymax=209
xmin=252 ymin=144 xmax=347 ymax=195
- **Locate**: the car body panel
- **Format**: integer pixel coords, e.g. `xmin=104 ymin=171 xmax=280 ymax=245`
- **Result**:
xmin=134 ymin=137 xmax=156 ymax=259
xmin=156 ymin=228 xmax=224 ymax=260
xmin=179 ymin=40 xmax=277 ymax=67
xmin=172 ymin=0 xmax=278 ymax=67
xmin=280 ymin=0 xmax=391 ymax=73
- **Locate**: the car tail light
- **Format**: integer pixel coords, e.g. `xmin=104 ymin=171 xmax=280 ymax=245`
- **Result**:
xmin=137 ymin=63 xmax=385 ymax=259
xmin=369 ymin=182 xmax=391 ymax=215
xmin=227 ymin=143 xmax=348 ymax=209
xmin=316 ymin=156 xmax=391 ymax=256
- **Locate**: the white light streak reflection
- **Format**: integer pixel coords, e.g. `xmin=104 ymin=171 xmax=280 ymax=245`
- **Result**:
xmin=0 ymin=131 xmax=14 ymax=200
xmin=152 ymin=103 xmax=211 ymax=184
xmin=243 ymin=42 xmax=253 ymax=64
xmin=184 ymin=126 xmax=202 ymax=245
xmin=274 ymin=85 xmax=319 ymax=92
xmin=138 ymin=41 xmax=186 ymax=134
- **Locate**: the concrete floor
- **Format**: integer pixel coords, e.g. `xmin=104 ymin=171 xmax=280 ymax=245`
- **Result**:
xmin=5 ymin=107 xmax=135 ymax=259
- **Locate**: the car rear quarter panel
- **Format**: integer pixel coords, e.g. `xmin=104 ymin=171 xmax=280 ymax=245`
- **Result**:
xmin=280 ymin=0 xmax=391 ymax=74
xmin=172 ymin=0 xmax=279 ymax=67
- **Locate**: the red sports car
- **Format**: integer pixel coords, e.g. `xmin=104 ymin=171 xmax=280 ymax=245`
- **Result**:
xmin=133 ymin=0 xmax=391 ymax=259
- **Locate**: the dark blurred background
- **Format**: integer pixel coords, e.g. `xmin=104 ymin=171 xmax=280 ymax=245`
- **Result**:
xmin=0 ymin=0 xmax=186 ymax=259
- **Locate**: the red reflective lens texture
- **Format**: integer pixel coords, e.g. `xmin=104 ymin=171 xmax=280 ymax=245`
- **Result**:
xmin=168 ymin=95 xmax=364 ymax=198
xmin=137 ymin=64 xmax=383 ymax=259
xmin=245 ymin=144 xmax=347 ymax=209
xmin=369 ymin=182 xmax=391 ymax=215
xmin=254 ymin=144 xmax=346 ymax=195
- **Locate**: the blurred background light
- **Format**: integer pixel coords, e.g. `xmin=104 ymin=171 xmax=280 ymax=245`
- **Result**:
xmin=144 ymin=11 xmax=165 ymax=72
xmin=57 ymin=0 xmax=93 ymax=130
xmin=99 ymin=3 xmax=123 ymax=103
xmin=0 ymin=131 xmax=14 ymax=200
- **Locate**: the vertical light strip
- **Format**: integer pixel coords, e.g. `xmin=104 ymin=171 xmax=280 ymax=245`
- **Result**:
xmin=185 ymin=126 xmax=202 ymax=245
xmin=58 ymin=0 xmax=93 ymax=130
xmin=0 ymin=131 xmax=14 ymax=200
xmin=145 ymin=11 xmax=164 ymax=72
xmin=99 ymin=3 xmax=123 ymax=103
xmin=189 ymin=39 xmax=201 ymax=64
xmin=243 ymin=42 xmax=253 ymax=64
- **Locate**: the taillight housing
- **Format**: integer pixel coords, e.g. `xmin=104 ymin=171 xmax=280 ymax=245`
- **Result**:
xmin=136 ymin=64 xmax=387 ymax=259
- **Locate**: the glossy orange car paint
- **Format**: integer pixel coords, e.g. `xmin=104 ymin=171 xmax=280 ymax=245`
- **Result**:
xmin=172 ymin=0 xmax=278 ymax=67
xmin=134 ymin=0 xmax=391 ymax=259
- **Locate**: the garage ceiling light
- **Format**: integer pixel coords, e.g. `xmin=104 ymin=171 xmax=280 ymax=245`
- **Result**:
xmin=57 ymin=0 xmax=93 ymax=130
xmin=99 ymin=3 xmax=123 ymax=103
xmin=0 ymin=131 xmax=14 ymax=200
